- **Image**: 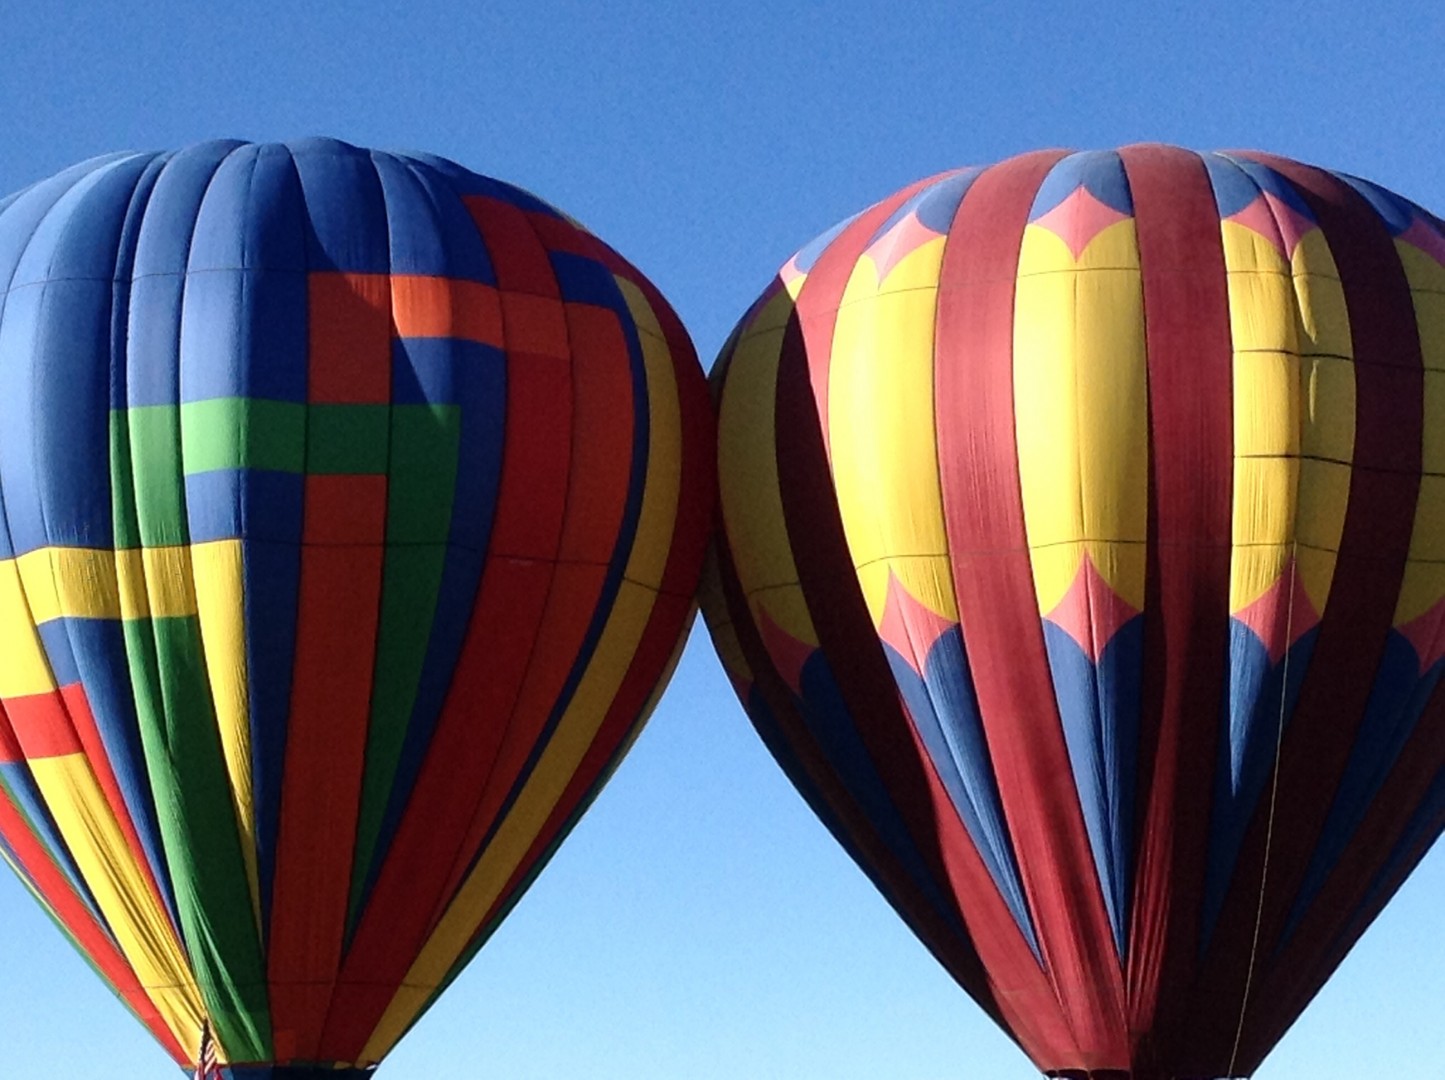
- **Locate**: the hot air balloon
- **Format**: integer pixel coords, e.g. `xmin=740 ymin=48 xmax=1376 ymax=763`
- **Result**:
xmin=0 ymin=139 xmax=713 ymax=1077
xmin=702 ymin=145 xmax=1445 ymax=1078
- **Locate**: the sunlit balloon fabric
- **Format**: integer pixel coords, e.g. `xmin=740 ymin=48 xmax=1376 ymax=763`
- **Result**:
xmin=703 ymin=146 xmax=1445 ymax=1078
xmin=0 ymin=140 xmax=712 ymax=1077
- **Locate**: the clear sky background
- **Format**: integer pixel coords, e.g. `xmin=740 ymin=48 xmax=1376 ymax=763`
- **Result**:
xmin=0 ymin=2 xmax=1443 ymax=1077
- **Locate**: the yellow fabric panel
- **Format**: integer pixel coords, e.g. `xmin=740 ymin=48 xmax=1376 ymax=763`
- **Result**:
xmin=1300 ymin=356 xmax=1356 ymax=464
xmin=131 ymin=547 xmax=198 ymax=619
xmin=16 ymin=548 xmax=120 ymax=623
xmin=1291 ymin=233 xmax=1350 ymax=359
xmin=698 ymin=547 xmax=755 ymax=688
xmin=614 ymin=277 xmax=683 ymax=592
xmin=1423 ymin=372 xmax=1445 ymax=475
xmin=1396 ymin=238 xmax=1445 ymax=295
xmin=1396 ymin=474 xmax=1445 ymax=626
xmin=1230 ymin=457 xmax=1297 ymax=612
xmin=1016 ymin=216 xmax=1140 ymax=273
xmin=1222 ymin=217 xmax=1354 ymax=618
xmin=190 ymin=539 xmax=260 ymax=933
xmin=0 ymin=560 xmax=57 ymax=696
xmin=716 ymin=311 xmax=819 ymax=647
xmin=28 ymin=753 xmax=203 ymax=1050
xmin=359 ymin=579 xmax=659 ymax=1063
xmin=830 ymin=246 xmax=955 ymax=625
xmin=1013 ymin=219 xmax=1147 ymax=614
xmin=1234 ymin=352 xmax=1300 ymax=458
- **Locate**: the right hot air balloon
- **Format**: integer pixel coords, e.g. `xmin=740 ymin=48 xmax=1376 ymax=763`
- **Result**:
xmin=701 ymin=146 xmax=1445 ymax=1078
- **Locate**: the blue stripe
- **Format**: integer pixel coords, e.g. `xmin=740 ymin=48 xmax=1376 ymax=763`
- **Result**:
xmin=884 ymin=628 xmax=1039 ymax=955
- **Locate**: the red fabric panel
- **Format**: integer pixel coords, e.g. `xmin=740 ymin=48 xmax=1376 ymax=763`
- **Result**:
xmin=300 ymin=475 xmax=387 ymax=545
xmin=267 ymin=537 xmax=385 ymax=1059
xmin=934 ymin=149 xmax=1130 ymax=1066
xmin=307 ymin=274 xmax=392 ymax=404
xmin=389 ymin=276 xmax=503 ymax=345
xmin=557 ymin=304 xmax=632 ymax=564
xmin=3 ymin=690 xmax=83 ymax=759
xmin=317 ymin=558 xmax=556 ymax=1059
xmin=792 ymin=175 xmax=941 ymax=446
xmin=1194 ymin=155 xmax=1424 ymax=1072
xmin=0 ymin=709 xmax=19 ymax=764
xmin=501 ymin=293 xmax=571 ymax=360
xmin=0 ymin=760 xmax=188 ymax=1064
xmin=1115 ymin=145 xmax=1235 ymax=1068
xmin=463 ymin=198 xmax=562 ymax=297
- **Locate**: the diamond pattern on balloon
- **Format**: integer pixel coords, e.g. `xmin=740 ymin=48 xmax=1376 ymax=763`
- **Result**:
xmin=1227 ymin=192 xmax=1316 ymax=261
xmin=1031 ymin=185 xmax=1131 ymax=260
xmin=1043 ymin=553 xmax=1140 ymax=665
xmin=877 ymin=571 xmax=957 ymax=676
xmin=756 ymin=604 xmax=818 ymax=696
xmin=1232 ymin=557 xmax=1321 ymax=665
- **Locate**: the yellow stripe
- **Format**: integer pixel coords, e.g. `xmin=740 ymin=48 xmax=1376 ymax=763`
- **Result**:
xmin=6 ymin=546 xmax=199 ymax=622
xmin=614 ymin=277 xmax=684 ymax=592
xmin=1221 ymin=220 xmax=1355 ymax=615
xmin=1013 ymin=218 xmax=1147 ymax=615
xmin=1395 ymin=237 xmax=1445 ymax=624
xmin=190 ymin=539 xmax=261 ymax=932
xmin=829 ymin=235 xmax=957 ymax=624
xmin=29 ymin=754 xmax=204 ymax=1049
xmin=0 ymin=561 xmax=57 ymax=696
xmin=717 ymin=288 xmax=820 ymax=646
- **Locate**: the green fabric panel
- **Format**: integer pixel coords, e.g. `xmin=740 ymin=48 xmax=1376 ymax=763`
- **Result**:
xmin=306 ymin=404 xmax=391 ymax=475
xmin=385 ymin=406 xmax=460 ymax=541
xmin=345 ymin=404 xmax=462 ymax=925
xmin=179 ymin=398 xmax=307 ymax=475
xmin=123 ymin=616 xmax=272 ymax=1060
xmin=108 ymin=411 xmax=142 ymax=549
xmin=345 ymin=544 xmax=447 ymax=928
xmin=123 ymin=407 xmax=187 ymax=547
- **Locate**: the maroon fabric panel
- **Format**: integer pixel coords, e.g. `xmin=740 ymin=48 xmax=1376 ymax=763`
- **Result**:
xmin=1114 ymin=145 xmax=1235 ymax=1070
xmin=934 ymin=148 xmax=1129 ymax=1068
xmin=1193 ymin=154 xmax=1423 ymax=1073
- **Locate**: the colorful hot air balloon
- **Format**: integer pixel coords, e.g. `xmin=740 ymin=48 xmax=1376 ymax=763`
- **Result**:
xmin=0 ymin=139 xmax=713 ymax=1077
xmin=703 ymin=145 xmax=1445 ymax=1078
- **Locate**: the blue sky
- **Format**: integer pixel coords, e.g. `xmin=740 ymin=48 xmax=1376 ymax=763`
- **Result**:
xmin=1 ymin=1 xmax=1443 ymax=1076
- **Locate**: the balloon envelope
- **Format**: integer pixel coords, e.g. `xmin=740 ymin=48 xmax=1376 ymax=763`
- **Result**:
xmin=0 ymin=139 xmax=712 ymax=1076
xmin=703 ymin=145 xmax=1445 ymax=1078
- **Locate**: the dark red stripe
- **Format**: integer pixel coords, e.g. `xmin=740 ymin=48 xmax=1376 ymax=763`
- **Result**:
xmin=1195 ymin=154 xmax=1424 ymax=1072
xmin=934 ymin=149 xmax=1132 ymax=1066
xmin=770 ymin=219 xmax=1082 ymax=1059
xmin=3 ymin=690 xmax=83 ymax=759
xmin=1115 ymin=145 xmax=1235 ymax=1071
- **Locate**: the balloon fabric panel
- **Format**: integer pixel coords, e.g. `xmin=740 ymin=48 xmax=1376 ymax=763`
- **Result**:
xmin=0 ymin=140 xmax=713 ymax=1076
xmin=705 ymin=146 xmax=1445 ymax=1077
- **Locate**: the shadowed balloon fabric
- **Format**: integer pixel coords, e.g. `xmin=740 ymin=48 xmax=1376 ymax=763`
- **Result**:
xmin=0 ymin=139 xmax=713 ymax=1077
xmin=701 ymin=146 xmax=1445 ymax=1078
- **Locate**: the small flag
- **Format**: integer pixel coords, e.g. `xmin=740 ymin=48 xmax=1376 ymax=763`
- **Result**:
xmin=193 ymin=1019 xmax=222 ymax=1080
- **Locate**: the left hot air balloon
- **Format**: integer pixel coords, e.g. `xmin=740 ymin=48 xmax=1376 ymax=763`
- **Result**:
xmin=0 ymin=139 xmax=713 ymax=1077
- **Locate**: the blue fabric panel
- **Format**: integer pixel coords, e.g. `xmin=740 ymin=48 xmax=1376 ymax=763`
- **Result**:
xmin=0 ymin=283 xmax=56 ymax=556
xmin=402 ymin=151 xmax=561 ymax=217
xmin=444 ymin=341 xmax=508 ymax=552
xmin=883 ymin=628 xmax=1038 ymax=954
xmin=176 ymin=271 xmax=307 ymax=404
xmin=36 ymin=622 xmax=81 ymax=687
xmin=865 ymin=168 xmax=981 ymax=245
xmin=287 ymin=139 xmax=390 ymax=275
xmin=184 ymin=469 xmax=304 ymax=546
xmin=52 ymin=616 xmax=178 ymax=927
xmin=550 ymin=251 xmax=622 ymax=308
xmin=372 ymin=152 xmax=494 ymax=283
xmin=106 ymin=154 xmax=171 ymax=412
xmin=0 ymin=763 xmax=107 ymax=930
xmin=1030 ymin=150 xmax=1134 ymax=219
xmin=242 ymin=537 xmax=301 ymax=936
xmin=1200 ymin=622 xmax=1319 ymax=948
xmin=0 ymin=155 xmax=137 ymax=288
xmin=1041 ymin=616 xmax=1143 ymax=956
xmin=1204 ymin=152 xmax=1316 ymax=222
xmin=1282 ymin=631 xmax=1445 ymax=942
